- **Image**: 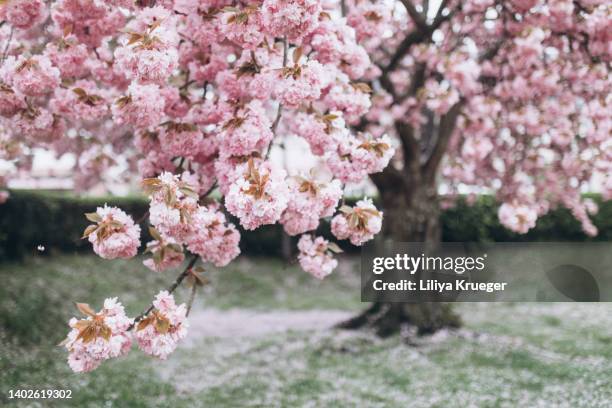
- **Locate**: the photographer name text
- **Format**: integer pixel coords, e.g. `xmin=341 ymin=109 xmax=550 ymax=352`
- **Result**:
xmin=372 ymin=279 xmax=508 ymax=293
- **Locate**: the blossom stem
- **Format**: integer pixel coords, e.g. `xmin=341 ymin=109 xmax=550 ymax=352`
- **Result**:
xmin=135 ymin=210 xmax=150 ymax=224
xmin=128 ymin=254 xmax=199 ymax=331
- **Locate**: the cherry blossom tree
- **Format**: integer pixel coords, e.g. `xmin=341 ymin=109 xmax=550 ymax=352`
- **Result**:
xmin=336 ymin=0 xmax=610 ymax=336
xmin=0 ymin=0 xmax=609 ymax=369
xmin=0 ymin=0 xmax=390 ymax=372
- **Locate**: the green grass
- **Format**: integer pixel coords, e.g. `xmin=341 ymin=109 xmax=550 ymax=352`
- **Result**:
xmin=1 ymin=255 xmax=612 ymax=407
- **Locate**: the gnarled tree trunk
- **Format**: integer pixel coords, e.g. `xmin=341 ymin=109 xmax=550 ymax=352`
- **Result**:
xmin=338 ymin=145 xmax=461 ymax=337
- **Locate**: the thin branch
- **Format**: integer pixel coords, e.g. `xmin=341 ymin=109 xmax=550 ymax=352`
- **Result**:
xmin=202 ymin=81 xmax=209 ymax=99
xmin=422 ymin=100 xmax=464 ymax=183
xmin=135 ymin=210 xmax=149 ymax=224
xmin=400 ymin=0 xmax=427 ymax=30
xmin=128 ymin=255 xmax=199 ymax=331
xmin=384 ymin=0 xmax=452 ymax=73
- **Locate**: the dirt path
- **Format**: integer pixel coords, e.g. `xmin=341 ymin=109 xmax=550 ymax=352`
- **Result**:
xmin=184 ymin=309 xmax=353 ymax=343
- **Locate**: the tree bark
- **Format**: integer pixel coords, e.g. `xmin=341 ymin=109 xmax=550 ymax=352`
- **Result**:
xmin=338 ymin=170 xmax=461 ymax=337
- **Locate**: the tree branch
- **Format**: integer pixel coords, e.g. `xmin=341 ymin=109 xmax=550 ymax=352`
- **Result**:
xmin=370 ymin=164 xmax=409 ymax=195
xmin=384 ymin=0 xmax=452 ymax=73
xmin=128 ymin=255 xmax=199 ymax=331
xmin=400 ymin=0 xmax=428 ymax=31
xmin=422 ymin=101 xmax=464 ymax=183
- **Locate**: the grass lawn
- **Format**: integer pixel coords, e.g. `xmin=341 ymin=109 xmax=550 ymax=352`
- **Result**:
xmin=1 ymin=254 xmax=611 ymax=407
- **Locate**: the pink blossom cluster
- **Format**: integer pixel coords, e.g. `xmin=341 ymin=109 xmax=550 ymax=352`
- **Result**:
xmin=146 ymin=172 xmax=241 ymax=266
xmin=186 ymin=205 xmax=241 ymax=267
xmin=225 ymin=159 xmax=289 ymax=230
xmin=134 ymin=291 xmax=189 ymax=360
xmin=346 ymin=0 xmax=393 ymax=47
xmin=1 ymin=55 xmax=61 ymax=97
xmin=111 ymin=83 xmax=166 ymax=128
xmin=143 ymin=235 xmax=185 ymax=273
xmin=64 ymin=291 xmax=191 ymax=373
xmin=63 ymin=299 xmax=132 ymax=373
xmin=281 ymin=175 xmax=342 ymax=236
xmin=287 ymin=111 xmax=336 ymax=156
xmin=307 ymin=18 xmax=372 ymax=80
xmin=261 ymin=0 xmax=321 ymax=41
xmin=217 ymin=101 xmax=273 ymax=156
xmin=1 ymin=0 xmax=47 ymax=30
xmin=497 ymin=202 xmax=538 ymax=234
xmin=272 ymin=59 xmax=330 ymax=109
xmin=297 ymin=234 xmax=338 ymax=280
xmin=114 ymin=7 xmax=180 ymax=85
xmin=331 ymin=199 xmax=383 ymax=246
xmin=326 ymin=134 xmax=395 ymax=183
xmin=85 ymin=205 xmax=141 ymax=260
xmin=50 ymin=80 xmax=109 ymax=123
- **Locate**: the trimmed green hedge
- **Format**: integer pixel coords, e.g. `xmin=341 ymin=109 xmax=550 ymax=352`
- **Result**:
xmin=0 ymin=190 xmax=610 ymax=261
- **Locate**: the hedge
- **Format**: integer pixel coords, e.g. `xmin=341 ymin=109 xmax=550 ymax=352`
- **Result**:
xmin=0 ymin=190 xmax=610 ymax=261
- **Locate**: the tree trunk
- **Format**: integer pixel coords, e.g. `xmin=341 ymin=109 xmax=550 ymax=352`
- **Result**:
xmin=338 ymin=174 xmax=461 ymax=337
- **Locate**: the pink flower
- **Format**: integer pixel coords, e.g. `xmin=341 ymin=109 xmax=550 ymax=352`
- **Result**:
xmin=219 ymin=6 xmax=266 ymax=50
xmin=326 ymin=133 xmax=395 ymax=183
xmin=114 ymin=10 xmax=179 ymax=85
xmin=331 ymin=198 xmax=382 ymax=246
xmin=111 ymin=83 xmax=166 ymax=129
xmin=135 ymin=291 xmax=188 ymax=360
xmin=9 ymin=107 xmax=56 ymax=141
xmin=146 ymin=172 xmax=200 ymax=244
xmin=287 ymin=111 xmax=337 ymax=156
xmin=2 ymin=0 xmax=46 ymax=30
xmin=0 ymin=83 xmax=26 ymax=117
xmin=346 ymin=2 xmax=392 ymax=45
xmin=50 ymin=80 xmax=109 ymax=123
xmin=1 ymin=55 xmax=60 ymax=97
xmin=261 ymin=0 xmax=321 ymax=41
xmin=297 ymin=234 xmax=339 ymax=280
xmin=0 ymin=190 xmax=9 ymax=204
xmin=281 ymin=175 xmax=342 ymax=236
xmin=115 ymin=47 xmax=179 ymax=86
xmin=218 ymin=100 xmax=273 ymax=156
xmin=323 ymin=82 xmax=372 ymax=124
xmin=461 ymin=136 xmax=494 ymax=161
xmin=160 ymin=86 xmax=190 ymax=119
xmin=52 ymin=0 xmax=126 ymax=48
xmin=44 ymin=37 xmax=90 ymax=79
xmin=225 ymin=158 xmax=289 ymax=230
xmin=143 ymin=230 xmax=185 ymax=273
xmin=186 ymin=206 xmax=241 ymax=267
xmin=273 ymin=59 xmax=330 ymax=109
xmin=498 ymin=202 xmax=538 ymax=234
xmin=63 ymin=299 xmax=133 ymax=373
xmin=158 ymin=121 xmax=205 ymax=159
xmin=84 ymin=205 xmax=141 ymax=260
